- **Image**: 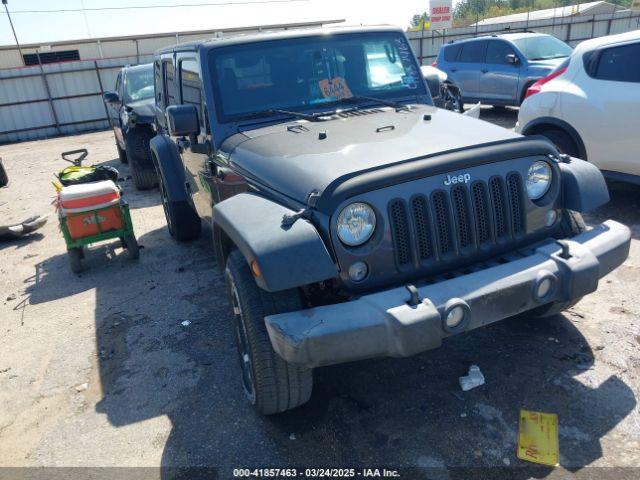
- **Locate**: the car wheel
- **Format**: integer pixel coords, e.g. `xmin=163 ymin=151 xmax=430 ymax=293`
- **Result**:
xmin=225 ymin=250 xmax=313 ymax=415
xmin=124 ymin=134 xmax=157 ymax=190
xmin=116 ymin=143 xmax=128 ymax=164
xmin=0 ymin=158 xmax=8 ymax=188
xmin=539 ymin=129 xmax=580 ymax=158
xmin=442 ymin=86 xmax=463 ymax=113
xmin=529 ymin=210 xmax=586 ymax=318
xmin=158 ymin=167 xmax=201 ymax=241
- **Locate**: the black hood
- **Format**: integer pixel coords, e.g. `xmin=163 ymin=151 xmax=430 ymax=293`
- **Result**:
xmin=127 ymin=99 xmax=155 ymax=124
xmin=221 ymin=105 xmax=520 ymax=204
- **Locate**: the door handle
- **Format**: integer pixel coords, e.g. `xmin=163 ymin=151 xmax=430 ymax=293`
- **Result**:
xmin=450 ymin=68 xmax=457 ymax=72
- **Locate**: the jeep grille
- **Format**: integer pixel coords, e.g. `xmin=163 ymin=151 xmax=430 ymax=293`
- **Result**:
xmin=388 ymin=173 xmax=526 ymax=270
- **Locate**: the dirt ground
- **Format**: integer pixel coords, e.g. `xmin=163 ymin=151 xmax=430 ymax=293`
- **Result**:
xmin=1 ymin=108 xmax=639 ymax=479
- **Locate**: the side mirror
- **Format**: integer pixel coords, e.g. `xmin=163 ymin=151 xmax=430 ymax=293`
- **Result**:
xmin=506 ymin=54 xmax=519 ymax=65
xmin=103 ymin=91 xmax=120 ymax=103
xmin=166 ymin=104 xmax=199 ymax=137
xmin=424 ymin=73 xmax=442 ymax=100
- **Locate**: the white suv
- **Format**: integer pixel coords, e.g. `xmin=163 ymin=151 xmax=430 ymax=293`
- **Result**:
xmin=516 ymin=30 xmax=640 ymax=185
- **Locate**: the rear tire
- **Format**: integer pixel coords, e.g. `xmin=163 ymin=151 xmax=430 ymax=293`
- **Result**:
xmin=0 ymin=158 xmax=8 ymax=187
xmin=158 ymin=166 xmax=201 ymax=241
xmin=530 ymin=210 xmax=587 ymax=318
xmin=539 ymin=128 xmax=580 ymax=158
xmin=225 ymin=250 xmax=313 ymax=414
xmin=116 ymin=143 xmax=128 ymax=164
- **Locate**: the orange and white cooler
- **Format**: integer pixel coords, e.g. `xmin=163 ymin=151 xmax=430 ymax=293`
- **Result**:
xmin=58 ymin=180 xmax=124 ymax=239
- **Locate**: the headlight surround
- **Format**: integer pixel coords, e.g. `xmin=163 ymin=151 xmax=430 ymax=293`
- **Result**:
xmin=526 ymin=161 xmax=552 ymax=200
xmin=336 ymin=202 xmax=376 ymax=246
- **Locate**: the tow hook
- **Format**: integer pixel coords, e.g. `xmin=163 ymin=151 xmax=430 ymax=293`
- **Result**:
xmin=406 ymin=284 xmax=422 ymax=307
xmin=557 ymin=240 xmax=572 ymax=260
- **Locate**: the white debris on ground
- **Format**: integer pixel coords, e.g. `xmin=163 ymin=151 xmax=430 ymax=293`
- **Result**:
xmin=181 ymin=320 xmax=191 ymax=327
xmin=459 ymin=365 xmax=485 ymax=391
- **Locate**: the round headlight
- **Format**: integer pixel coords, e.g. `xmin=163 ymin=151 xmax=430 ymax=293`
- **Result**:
xmin=336 ymin=202 xmax=376 ymax=246
xmin=526 ymin=161 xmax=552 ymax=200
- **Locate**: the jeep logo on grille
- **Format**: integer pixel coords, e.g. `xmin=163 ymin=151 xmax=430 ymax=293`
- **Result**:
xmin=444 ymin=173 xmax=471 ymax=186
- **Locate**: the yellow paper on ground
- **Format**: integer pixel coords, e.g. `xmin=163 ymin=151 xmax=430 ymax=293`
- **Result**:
xmin=517 ymin=409 xmax=559 ymax=466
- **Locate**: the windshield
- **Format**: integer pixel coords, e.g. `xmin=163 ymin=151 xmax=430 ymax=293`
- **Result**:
xmin=209 ymin=32 xmax=427 ymax=121
xmin=512 ymin=35 xmax=572 ymax=61
xmin=125 ymin=65 xmax=154 ymax=102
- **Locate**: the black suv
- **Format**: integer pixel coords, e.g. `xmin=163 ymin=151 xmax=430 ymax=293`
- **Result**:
xmin=151 ymin=26 xmax=630 ymax=414
xmin=104 ymin=63 xmax=158 ymax=190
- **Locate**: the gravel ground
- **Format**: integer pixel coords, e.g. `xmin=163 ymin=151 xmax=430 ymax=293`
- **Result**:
xmin=1 ymin=109 xmax=639 ymax=479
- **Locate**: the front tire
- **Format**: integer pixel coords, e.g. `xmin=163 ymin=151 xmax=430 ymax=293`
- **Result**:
xmin=225 ymin=250 xmax=313 ymax=414
xmin=124 ymin=132 xmax=157 ymax=190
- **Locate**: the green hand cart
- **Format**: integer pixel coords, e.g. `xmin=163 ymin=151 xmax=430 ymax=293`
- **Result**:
xmin=56 ymin=149 xmax=139 ymax=273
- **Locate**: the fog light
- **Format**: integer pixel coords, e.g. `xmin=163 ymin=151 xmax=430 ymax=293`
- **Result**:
xmin=442 ymin=299 xmax=471 ymax=333
xmin=545 ymin=210 xmax=558 ymax=227
xmin=348 ymin=261 xmax=368 ymax=282
xmin=536 ymin=277 xmax=554 ymax=299
xmin=446 ymin=306 xmax=465 ymax=328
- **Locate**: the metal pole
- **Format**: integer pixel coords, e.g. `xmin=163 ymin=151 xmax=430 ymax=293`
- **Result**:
xmin=2 ymin=1 xmax=24 ymax=66
xmin=37 ymin=52 xmax=61 ymax=135
xmin=94 ymin=60 xmax=111 ymax=127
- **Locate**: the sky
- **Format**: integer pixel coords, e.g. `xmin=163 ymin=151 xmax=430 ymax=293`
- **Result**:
xmin=0 ymin=0 xmax=435 ymax=47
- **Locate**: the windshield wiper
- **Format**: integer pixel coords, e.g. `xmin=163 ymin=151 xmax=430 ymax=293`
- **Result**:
xmin=337 ymin=95 xmax=411 ymax=112
xmin=240 ymin=108 xmax=323 ymax=122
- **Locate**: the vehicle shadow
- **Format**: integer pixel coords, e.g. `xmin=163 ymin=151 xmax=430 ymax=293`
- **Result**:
xmin=73 ymin=224 xmax=635 ymax=476
xmin=476 ymin=106 xmax=519 ymax=130
xmin=585 ymin=180 xmax=640 ymax=240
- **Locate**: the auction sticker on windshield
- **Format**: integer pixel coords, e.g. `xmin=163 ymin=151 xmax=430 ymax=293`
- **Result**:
xmin=517 ymin=409 xmax=560 ymax=466
xmin=319 ymin=77 xmax=353 ymax=100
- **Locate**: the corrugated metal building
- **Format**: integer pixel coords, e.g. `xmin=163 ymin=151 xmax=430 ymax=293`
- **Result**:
xmin=0 ymin=19 xmax=343 ymax=143
xmin=473 ymin=1 xmax=627 ymax=26
xmin=0 ymin=19 xmax=344 ymax=69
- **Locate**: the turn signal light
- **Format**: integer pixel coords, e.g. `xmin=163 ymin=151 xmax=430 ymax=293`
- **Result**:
xmin=525 ymin=66 xmax=567 ymax=100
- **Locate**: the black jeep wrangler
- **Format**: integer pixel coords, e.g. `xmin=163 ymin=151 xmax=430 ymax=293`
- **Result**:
xmin=104 ymin=63 xmax=158 ymax=190
xmin=150 ymin=26 xmax=630 ymax=414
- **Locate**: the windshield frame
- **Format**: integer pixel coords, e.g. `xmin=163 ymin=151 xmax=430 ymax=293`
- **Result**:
xmin=124 ymin=65 xmax=155 ymax=103
xmin=207 ymin=31 xmax=430 ymax=125
xmin=511 ymin=35 xmax=573 ymax=61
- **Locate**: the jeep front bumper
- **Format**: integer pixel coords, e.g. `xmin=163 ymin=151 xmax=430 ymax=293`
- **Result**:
xmin=265 ymin=220 xmax=631 ymax=368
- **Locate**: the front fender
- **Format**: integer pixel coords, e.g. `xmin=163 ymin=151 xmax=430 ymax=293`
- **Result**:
xmin=149 ymin=135 xmax=188 ymax=203
xmin=213 ymin=193 xmax=338 ymax=292
xmin=559 ymin=156 xmax=609 ymax=212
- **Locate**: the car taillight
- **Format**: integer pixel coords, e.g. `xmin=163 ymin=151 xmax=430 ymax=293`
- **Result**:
xmin=432 ymin=61 xmax=438 ymax=67
xmin=525 ymin=66 xmax=567 ymax=99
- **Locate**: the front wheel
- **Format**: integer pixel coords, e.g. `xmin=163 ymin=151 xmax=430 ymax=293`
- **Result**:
xmin=442 ymin=85 xmax=463 ymax=113
xmin=225 ymin=250 xmax=313 ymax=414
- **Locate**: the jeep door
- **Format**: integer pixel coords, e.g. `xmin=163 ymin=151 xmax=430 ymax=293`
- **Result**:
xmin=176 ymin=56 xmax=214 ymax=220
xmin=479 ymin=40 xmax=520 ymax=104
xmin=452 ymin=40 xmax=487 ymax=100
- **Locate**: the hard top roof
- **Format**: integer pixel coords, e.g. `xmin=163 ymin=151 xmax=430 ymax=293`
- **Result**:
xmin=155 ymin=25 xmax=404 ymax=55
